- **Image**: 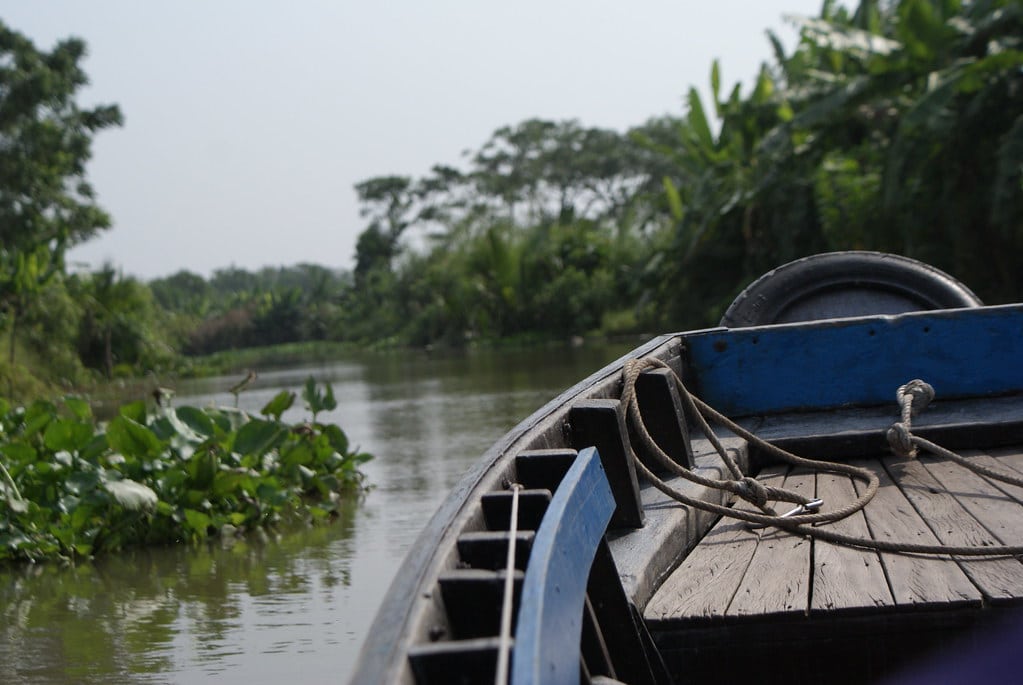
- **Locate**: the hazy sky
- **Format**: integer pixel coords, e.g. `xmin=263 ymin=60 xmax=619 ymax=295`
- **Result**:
xmin=6 ymin=1 xmax=827 ymax=281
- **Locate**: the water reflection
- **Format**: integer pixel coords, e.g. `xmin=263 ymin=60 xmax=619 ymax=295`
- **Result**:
xmin=0 ymin=343 xmax=635 ymax=683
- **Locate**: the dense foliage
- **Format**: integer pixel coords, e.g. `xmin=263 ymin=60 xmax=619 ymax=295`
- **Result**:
xmin=0 ymin=20 xmax=122 ymax=375
xmin=0 ymin=379 xmax=371 ymax=563
xmin=2 ymin=1 xmax=1022 ymax=394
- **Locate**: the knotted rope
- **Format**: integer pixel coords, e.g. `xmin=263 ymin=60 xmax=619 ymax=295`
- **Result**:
xmin=622 ymin=358 xmax=1023 ymax=557
xmin=886 ymin=379 xmax=934 ymax=458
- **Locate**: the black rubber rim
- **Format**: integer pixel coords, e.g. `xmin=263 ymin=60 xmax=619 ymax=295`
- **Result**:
xmin=720 ymin=251 xmax=983 ymax=328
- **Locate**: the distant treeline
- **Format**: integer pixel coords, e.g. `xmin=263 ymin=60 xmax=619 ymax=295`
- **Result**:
xmin=3 ymin=0 xmax=1023 ymax=396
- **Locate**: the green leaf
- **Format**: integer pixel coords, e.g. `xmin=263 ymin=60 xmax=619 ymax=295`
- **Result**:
xmin=1 ymin=442 xmax=37 ymax=463
xmin=174 ymin=406 xmax=217 ymax=439
xmin=261 ymin=391 xmax=295 ymax=420
xmin=43 ymin=419 xmax=95 ymax=453
xmin=321 ymin=424 xmax=349 ymax=454
xmin=66 ymin=469 xmax=102 ymax=495
xmin=62 ymin=397 xmax=92 ymax=421
xmin=4 ymin=496 xmax=28 ymax=514
xmin=104 ymin=479 xmax=158 ymax=511
xmin=119 ymin=400 xmax=147 ymax=423
xmin=662 ymin=177 xmax=685 ymax=221
xmin=685 ymin=87 xmax=714 ymax=149
xmin=183 ymin=508 xmax=211 ymax=535
xmin=23 ymin=400 xmax=55 ymax=438
xmin=106 ymin=416 xmax=163 ymax=459
xmin=233 ymin=419 xmax=284 ymax=456
xmin=710 ymin=60 xmax=722 ymax=117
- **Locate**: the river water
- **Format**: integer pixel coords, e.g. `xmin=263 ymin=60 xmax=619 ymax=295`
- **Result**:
xmin=0 ymin=343 xmax=634 ymax=684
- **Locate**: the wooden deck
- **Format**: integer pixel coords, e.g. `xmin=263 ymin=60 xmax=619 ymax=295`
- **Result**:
xmin=644 ymin=448 xmax=1023 ymax=683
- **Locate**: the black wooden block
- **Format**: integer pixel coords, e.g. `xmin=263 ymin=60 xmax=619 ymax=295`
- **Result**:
xmin=480 ymin=489 xmax=551 ymax=531
xmin=570 ymin=399 xmax=644 ymax=529
xmin=515 ymin=448 xmax=578 ymax=490
xmin=635 ymin=367 xmax=694 ymax=470
xmin=457 ymin=530 xmax=534 ymax=571
xmin=438 ymin=568 xmax=523 ymax=639
xmin=408 ymin=637 xmax=501 ymax=685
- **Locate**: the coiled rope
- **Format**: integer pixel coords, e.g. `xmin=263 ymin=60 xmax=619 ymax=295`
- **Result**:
xmin=622 ymin=357 xmax=1023 ymax=557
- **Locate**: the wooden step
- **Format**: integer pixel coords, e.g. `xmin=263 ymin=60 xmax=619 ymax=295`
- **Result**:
xmin=457 ymin=530 xmax=534 ymax=571
xmin=408 ymin=637 xmax=503 ymax=685
xmin=438 ymin=568 xmax=524 ymax=639
xmin=480 ymin=489 xmax=550 ymax=531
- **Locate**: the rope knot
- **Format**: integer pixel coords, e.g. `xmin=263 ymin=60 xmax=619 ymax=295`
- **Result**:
xmin=887 ymin=421 xmax=917 ymax=458
xmin=736 ymin=476 xmax=769 ymax=508
xmin=897 ymin=380 xmax=935 ymax=416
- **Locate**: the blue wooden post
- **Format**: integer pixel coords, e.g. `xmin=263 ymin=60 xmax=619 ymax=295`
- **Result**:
xmin=511 ymin=446 xmax=616 ymax=685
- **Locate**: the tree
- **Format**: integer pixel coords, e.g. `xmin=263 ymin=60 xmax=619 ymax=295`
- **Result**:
xmin=74 ymin=265 xmax=168 ymax=379
xmin=0 ymin=21 xmax=122 ymax=365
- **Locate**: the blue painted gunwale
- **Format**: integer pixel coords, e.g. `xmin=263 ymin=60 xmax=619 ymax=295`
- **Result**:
xmin=511 ymin=446 xmax=615 ymax=685
xmin=685 ymin=304 xmax=1023 ymax=416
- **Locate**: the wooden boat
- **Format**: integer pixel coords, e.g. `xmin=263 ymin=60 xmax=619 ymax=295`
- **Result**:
xmin=352 ymin=252 xmax=1023 ymax=684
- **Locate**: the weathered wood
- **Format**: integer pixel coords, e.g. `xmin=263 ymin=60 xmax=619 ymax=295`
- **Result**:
xmin=855 ymin=460 xmax=982 ymax=607
xmin=407 ymin=637 xmax=501 ymax=685
xmin=611 ymin=440 xmax=747 ymax=609
xmin=810 ymin=471 xmax=894 ymax=612
xmin=644 ymin=465 xmax=788 ymax=621
xmin=585 ymin=540 xmax=660 ymax=685
xmin=456 ymin=530 xmax=534 ymax=571
xmin=977 ymin=446 xmax=1023 ymax=486
xmin=887 ymin=456 xmax=1023 ymax=601
xmin=687 ymin=304 xmax=1023 ymax=415
xmin=727 ymin=467 xmax=814 ymax=617
xmin=514 ymin=448 xmax=577 ymax=491
xmin=746 ymin=394 xmax=1023 ymax=462
xmin=651 ymin=607 xmax=1004 ymax=685
xmin=480 ymin=489 xmax=550 ymax=531
xmin=570 ymin=399 xmax=644 ymax=529
xmin=634 ymin=367 xmax=694 ymax=469
xmin=438 ymin=568 xmax=523 ymax=639
xmin=512 ymin=446 xmax=616 ymax=685
xmin=920 ymin=451 xmax=1023 ymax=544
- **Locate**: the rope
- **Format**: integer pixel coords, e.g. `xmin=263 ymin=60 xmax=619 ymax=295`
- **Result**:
xmin=622 ymin=358 xmax=1023 ymax=557
xmin=495 ymin=483 xmax=521 ymax=685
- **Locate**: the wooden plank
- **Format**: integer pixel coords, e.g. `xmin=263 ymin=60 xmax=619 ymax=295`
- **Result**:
xmin=408 ymin=637 xmax=501 ymax=685
xmin=919 ymin=451 xmax=1023 ymax=545
xmin=855 ymin=460 xmax=982 ymax=607
xmin=686 ymin=304 xmax=1023 ymax=415
xmin=748 ymin=394 xmax=1023 ymax=462
xmin=727 ymin=467 xmax=813 ymax=617
xmin=978 ymin=446 xmax=1023 ymax=484
xmin=810 ymin=470 xmax=894 ymax=612
xmin=644 ymin=465 xmax=788 ymax=622
xmin=611 ymin=440 xmax=747 ymax=609
xmin=884 ymin=456 xmax=1023 ymax=601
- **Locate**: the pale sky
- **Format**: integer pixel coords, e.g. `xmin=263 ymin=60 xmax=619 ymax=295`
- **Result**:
xmin=5 ymin=1 xmax=828 ymax=281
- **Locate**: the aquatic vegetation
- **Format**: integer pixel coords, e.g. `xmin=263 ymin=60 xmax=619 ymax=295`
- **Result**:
xmin=0 ymin=380 xmax=371 ymax=563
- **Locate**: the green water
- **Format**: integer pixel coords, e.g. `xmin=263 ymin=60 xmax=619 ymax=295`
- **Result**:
xmin=0 ymin=343 xmax=636 ymax=684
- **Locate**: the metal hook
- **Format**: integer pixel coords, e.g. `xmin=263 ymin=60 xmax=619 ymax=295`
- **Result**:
xmin=747 ymin=498 xmax=823 ymax=530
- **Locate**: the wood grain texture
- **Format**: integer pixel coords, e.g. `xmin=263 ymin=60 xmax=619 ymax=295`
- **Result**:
xmin=919 ymin=451 xmax=1023 ymax=544
xmin=887 ymin=456 xmax=1023 ymax=601
xmin=643 ymin=467 xmax=788 ymax=621
xmin=810 ymin=471 xmax=894 ymax=612
xmin=856 ymin=460 xmax=982 ymax=607
xmin=727 ymin=468 xmax=813 ymax=617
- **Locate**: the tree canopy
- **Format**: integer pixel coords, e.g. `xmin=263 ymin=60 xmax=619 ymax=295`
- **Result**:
xmin=0 ymin=20 xmax=122 ymax=383
xmin=5 ymin=1 xmax=1023 ymax=397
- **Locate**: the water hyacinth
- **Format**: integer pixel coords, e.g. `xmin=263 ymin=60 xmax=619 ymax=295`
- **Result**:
xmin=0 ymin=379 xmax=371 ymax=563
